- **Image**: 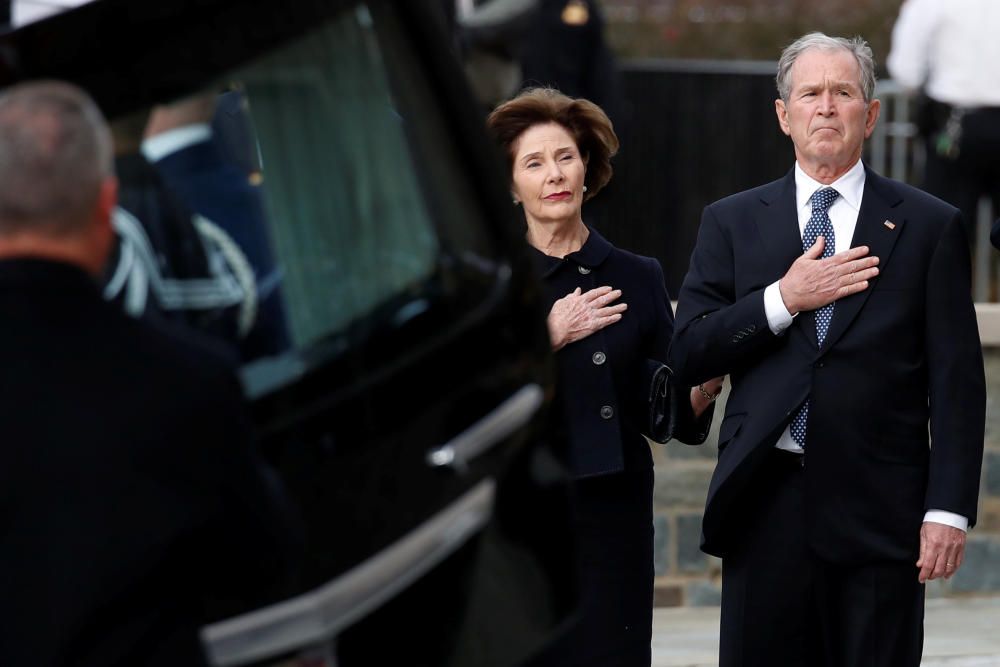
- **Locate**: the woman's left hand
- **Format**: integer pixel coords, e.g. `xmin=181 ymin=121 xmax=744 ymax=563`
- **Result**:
xmin=690 ymin=376 xmax=724 ymax=417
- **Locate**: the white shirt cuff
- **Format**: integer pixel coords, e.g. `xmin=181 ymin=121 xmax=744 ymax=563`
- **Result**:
xmin=141 ymin=124 xmax=213 ymax=163
xmin=763 ymin=281 xmax=794 ymax=334
xmin=923 ymin=510 xmax=968 ymax=532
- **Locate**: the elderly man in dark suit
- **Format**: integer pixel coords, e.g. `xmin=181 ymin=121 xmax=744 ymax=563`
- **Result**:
xmin=0 ymin=81 xmax=298 ymax=667
xmin=670 ymin=33 xmax=985 ymax=666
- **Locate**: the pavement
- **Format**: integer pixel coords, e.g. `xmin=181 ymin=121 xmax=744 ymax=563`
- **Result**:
xmin=651 ymin=597 xmax=1000 ymax=666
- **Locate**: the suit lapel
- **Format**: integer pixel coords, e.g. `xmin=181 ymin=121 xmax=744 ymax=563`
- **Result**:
xmin=755 ymin=169 xmax=819 ymax=348
xmin=755 ymin=169 xmax=803 ymax=274
xmin=820 ymin=166 xmax=905 ymax=351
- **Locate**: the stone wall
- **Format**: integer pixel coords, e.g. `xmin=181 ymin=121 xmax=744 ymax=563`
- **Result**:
xmin=651 ymin=348 xmax=1000 ymax=607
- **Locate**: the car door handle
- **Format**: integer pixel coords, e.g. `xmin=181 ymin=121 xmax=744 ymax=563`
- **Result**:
xmin=425 ymin=383 xmax=543 ymax=471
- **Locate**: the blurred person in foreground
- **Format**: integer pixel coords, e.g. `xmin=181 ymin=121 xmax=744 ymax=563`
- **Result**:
xmin=887 ymin=0 xmax=1000 ymax=249
xmin=487 ymin=87 xmax=721 ymax=666
xmin=671 ymin=33 xmax=984 ymax=666
xmin=0 ymin=80 xmax=299 ymax=667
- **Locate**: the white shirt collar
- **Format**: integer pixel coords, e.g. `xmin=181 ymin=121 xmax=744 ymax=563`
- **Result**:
xmin=140 ymin=124 xmax=213 ymax=163
xmin=794 ymin=159 xmax=866 ymax=212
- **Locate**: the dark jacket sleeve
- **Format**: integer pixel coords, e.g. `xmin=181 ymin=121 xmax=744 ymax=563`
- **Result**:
xmin=669 ymin=203 xmax=778 ymax=386
xmin=644 ymin=257 xmax=714 ymax=445
xmin=924 ymin=211 xmax=986 ymax=526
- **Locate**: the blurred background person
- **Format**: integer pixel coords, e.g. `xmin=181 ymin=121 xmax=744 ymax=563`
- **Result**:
xmin=105 ymin=108 xmax=256 ymax=357
xmin=143 ymin=91 xmax=291 ymax=361
xmin=487 ymin=87 xmax=721 ymax=666
xmin=451 ymin=0 xmax=538 ymax=110
xmin=452 ymin=0 xmax=622 ymax=125
xmin=887 ymin=0 xmax=1000 ymax=249
xmin=519 ymin=0 xmax=624 ymax=128
xmin=0 ymin=80 xmax=299 ymax=667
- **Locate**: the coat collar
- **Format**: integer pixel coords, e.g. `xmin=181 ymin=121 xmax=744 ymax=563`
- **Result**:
xmin=530 ymin=225 xmax=614 ymax=279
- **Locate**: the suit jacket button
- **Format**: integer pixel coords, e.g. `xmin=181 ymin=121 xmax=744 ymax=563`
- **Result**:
xmin=600 ymin=405 xmax=614 ymax=419
xmin=592 ymin=351 xmax=607 ymax=365
xmin=578 ymin=265 xmax=591 ymax=275
xmin=815 ymin=360 xmax=825 ymax=368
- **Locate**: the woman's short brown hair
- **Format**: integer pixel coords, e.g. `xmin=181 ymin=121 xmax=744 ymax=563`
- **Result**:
xmin=486 ymin=87 xmax=619 ymax=201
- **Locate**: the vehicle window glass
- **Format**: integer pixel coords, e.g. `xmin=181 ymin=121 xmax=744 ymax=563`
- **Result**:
xmin=189 ymin=5 xmax=498 ymax=396
xmin=239 ymin=8 xmax=437 ymax=345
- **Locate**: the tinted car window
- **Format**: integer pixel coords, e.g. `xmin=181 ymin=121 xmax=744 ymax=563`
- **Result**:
xmin=224 ymin=5 xmax=503 ymax=397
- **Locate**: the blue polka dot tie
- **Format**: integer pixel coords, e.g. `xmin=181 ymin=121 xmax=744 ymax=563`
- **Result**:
xmin=790 ymin=187 xmax=839 ymax=448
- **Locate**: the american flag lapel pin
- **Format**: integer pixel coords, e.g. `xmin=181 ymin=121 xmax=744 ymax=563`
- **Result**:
xmin=883 ymin=220 xmax=896 ymax=230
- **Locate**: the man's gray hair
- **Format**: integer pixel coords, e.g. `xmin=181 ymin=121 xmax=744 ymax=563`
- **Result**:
xmin=0 ymin=80 xmax=113 ymax=236
xmin=776 ymin=32 xmax=877 ymax=103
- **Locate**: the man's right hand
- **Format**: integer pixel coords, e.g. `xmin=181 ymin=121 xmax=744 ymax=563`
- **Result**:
xmin=778 ymin=237 xmax=879 ymax=315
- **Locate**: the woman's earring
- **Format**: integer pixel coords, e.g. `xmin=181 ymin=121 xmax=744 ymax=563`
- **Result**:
xmin=512 ymin=198 xmax=520 ymax=206
xmin=583 ymin=185 xmax=588 ymax=193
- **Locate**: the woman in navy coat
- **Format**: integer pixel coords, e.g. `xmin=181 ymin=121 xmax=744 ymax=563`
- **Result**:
xmin=488 ymin=88 xmax=722 ymax=666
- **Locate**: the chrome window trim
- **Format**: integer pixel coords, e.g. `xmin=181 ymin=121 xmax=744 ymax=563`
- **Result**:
xmin=426 ymin=383 xmax=543 ymax=470
xmin=202 ymin=478 xmax=496 ymax=666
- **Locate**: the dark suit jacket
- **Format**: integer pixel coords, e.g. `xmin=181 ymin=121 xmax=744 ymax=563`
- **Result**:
xmin=531 ymin=227 xmax=712 ymax=478
xmin=0 ymin=259 xmax=298 ymax=667
xmin=670 ymin=165 xmax=985 ymax=563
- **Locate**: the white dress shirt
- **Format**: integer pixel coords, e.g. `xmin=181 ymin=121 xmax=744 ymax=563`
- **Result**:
xmin=762 ymin=160 xmax=967 ymax=531
xmin=140 ymin=124 xmax=213 ymax=163
xmin=887 ymin=0 xmax=1000 ymax=107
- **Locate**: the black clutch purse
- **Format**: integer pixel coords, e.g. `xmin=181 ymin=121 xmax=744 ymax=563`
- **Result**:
xmin=647 ymin=361 xmax=714 ymax=445
xmin=647 ymin=362 xmax=682 ymax=444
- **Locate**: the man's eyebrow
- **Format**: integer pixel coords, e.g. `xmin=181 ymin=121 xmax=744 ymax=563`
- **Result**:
xmin=794 ymin=80 xmax=860 ymax=93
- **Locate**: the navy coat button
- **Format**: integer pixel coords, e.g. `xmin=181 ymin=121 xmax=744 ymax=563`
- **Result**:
xmin=592 ymin=351 xmax=606 ymax=365
xmin=578 ymin=265 xmax=591 ymax=274
xmin=600 ymin=405 xmax=614 ymax=419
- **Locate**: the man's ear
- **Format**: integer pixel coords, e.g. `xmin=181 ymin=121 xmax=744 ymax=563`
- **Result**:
xmin=91 ymin=176 xmax=117 ymax=250
xmin=775 ymin=99 xmax=791 ymax=137
xmin=79 ymin=176 xmax=118 ymax=276
xmin=95 ymin=176 xmax=118 ymax=229
xmin=864 ymin=98 xmax=882 ymax=139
